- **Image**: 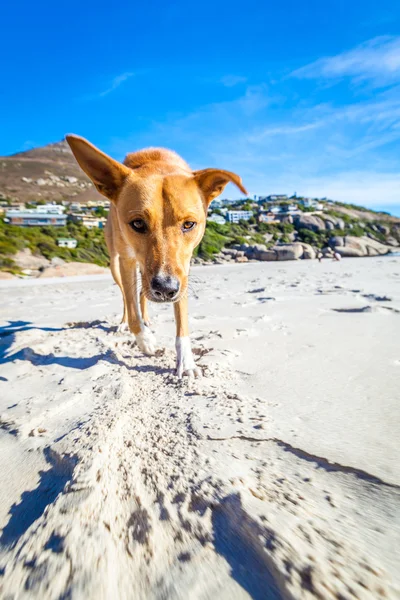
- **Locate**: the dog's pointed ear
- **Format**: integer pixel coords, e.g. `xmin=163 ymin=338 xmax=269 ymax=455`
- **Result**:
xmin=66 ymin=134 xmax=131 ymax=201
xmin=193 ymin=168 xmax=248 ymax=206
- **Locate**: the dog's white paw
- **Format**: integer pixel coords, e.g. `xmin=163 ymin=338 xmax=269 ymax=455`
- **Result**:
xmin=135 ymin=327 xmax=157 ymax=356
xmin=116 ymin=322 xmax=129 ymax=333
xmin=175 ymin=337 xmax=202 ymax=379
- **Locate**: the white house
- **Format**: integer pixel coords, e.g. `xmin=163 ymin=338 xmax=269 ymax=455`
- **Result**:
xmin=57 ymin=238 xmax=77 ymax=248
xmin=301 ymin=198 xmax=324 ymax=210
xmin=36 ymin=203 xmax=65 ymax=214
xmin=227 ymin=210 xmax=253 ymax=223
xmin=207 ymin=213 xmax=226 ymax=225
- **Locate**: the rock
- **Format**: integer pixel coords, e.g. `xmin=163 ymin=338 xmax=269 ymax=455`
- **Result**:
xmin=322 ymin=247 xmax=334 ymax=257
xmin=13 ymin=248 xmax=50 ymax=270
xmin=324 ymin=216 xmax=345 ymax=230
xmin=221 ymin=248 xmax=238 ymax=257
xmin=263 ymin=233 xmax=274 ymax=243
xmin=251 ymin=243 xmax=268 ymax=252
xmin=329 ymin=236 xmax=392 ymax=257
xmin=235 ymin=255 xmax=248 ymax=263
xmin=258 ymin=250 xmax=277 ymax=261
xmin=378 ymin=225 xmax=390 ymax=235
xmin=51 ymin=256 xmax=66 ymax=266
xmin=294 ymin=214 xmax=326 ymax=232
xmin=287 ymin=232 xmax=296 ymax=242
xmin=274 ymin=243 xmax=304 ymax=261
xmin=386 ymin=237 xmax=399 ymax=247
xmin=301 ymin=243 xmax=316 ymax=259
xmin=236 ymin=250 xmax=245 ymax=257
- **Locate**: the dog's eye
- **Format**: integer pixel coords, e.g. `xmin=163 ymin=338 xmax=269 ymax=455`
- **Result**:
xmin=182 ymin=221 xmax=196 ymax=231
xmin=130 ymin=219 xmax=147 ymax=233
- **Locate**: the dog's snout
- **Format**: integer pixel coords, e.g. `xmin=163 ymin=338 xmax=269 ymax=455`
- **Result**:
xmin=151 ymin=275 xmax=180 ymax=301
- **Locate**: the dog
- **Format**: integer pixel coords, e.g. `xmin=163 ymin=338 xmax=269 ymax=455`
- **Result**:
xmin=66 ymin=135 xmax=247 ymax=377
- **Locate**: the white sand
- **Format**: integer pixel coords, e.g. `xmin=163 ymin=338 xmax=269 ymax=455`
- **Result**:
xmin=0 ymin=257 xmax=399 ymax=599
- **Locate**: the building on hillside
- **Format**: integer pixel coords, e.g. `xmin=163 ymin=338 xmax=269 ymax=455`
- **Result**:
xmin=227 ymin=210 xmax=253 ymax=223
xmin=9 ymin=202 xmax=26 ymax=211
xmin=280 ymin=204 xmax=299 ymax=213
xmin=258 ymin=212 xmax=277 ymax=223
xmin=220 ymin=198 xmax=239 ymax=207
xmin=258 ymin=194 xmax=288 ymax=203
xmin=5 ymin=209 xmax=67 ymax=227
xmin=207 ymin=213 xmax=226 ymax=225
xmin=36 ymin=203 xmax=65 ymax=214
xmin=68 ymin=202 xmax=82 ymax=212
xmin=86 ymin=199 xmax=111 ymax=208
xmin=57 ymin=238 xmax=77 ymax=248
xmin=69 ymin=213 xmax=107 ymax=229
xmin=301 ymin=198 xmax=324 ymax=210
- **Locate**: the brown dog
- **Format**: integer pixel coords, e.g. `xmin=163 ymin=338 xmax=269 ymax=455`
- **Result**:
xmin=66 ymin=135 xmax=247 ymax=377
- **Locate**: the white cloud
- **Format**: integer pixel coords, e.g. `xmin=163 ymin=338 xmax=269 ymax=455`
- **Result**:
xmin=292 ymin=36 xmax=400 ymax=86
xmin=220 ymin=75 xmax=247 ymax=87
xmin=98 ymin=72 xmax=134 ymax=97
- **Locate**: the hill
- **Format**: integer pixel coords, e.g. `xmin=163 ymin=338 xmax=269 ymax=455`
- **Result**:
xmin=0 ymin=140 xmax=102 ymax=205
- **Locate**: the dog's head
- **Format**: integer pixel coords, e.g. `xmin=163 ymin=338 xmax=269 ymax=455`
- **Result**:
xmin=66 ymin=135 xmax=247 ymax=302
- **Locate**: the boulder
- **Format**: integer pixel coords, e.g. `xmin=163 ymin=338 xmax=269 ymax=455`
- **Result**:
xmin=13 ymin=248 xmax=50 ymax=270
xmin=386 ymin=237 xmax=399 ymax=247
xmin=324 ymin=216 xmax=345 ymax=230
xmin=51 ymin=256 xmax=66 ymax=267
xmin=301 ymin=243 xmax=316 ymax=259
xmin=258 ymin=250 xmax=277 ymax=261
xmin=329 ymin=236 xmax=392 ymax=257
xmin=378 ymin=225 xmax=390 ymax=236
xmin=293 ymin=214 xmax=326 ymax=232
xmin=274 ymin=243 xmax=304 ymax=261
xmin=235 ymin=255 xmax=248 ymax=263
xmin=263 ymin=233 xmax=274 ymax=243
xmin=221 ymin=248 xmax=238 ymax=257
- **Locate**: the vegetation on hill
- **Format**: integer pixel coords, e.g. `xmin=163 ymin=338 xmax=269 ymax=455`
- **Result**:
xmin=0 ymin=220 xmax=109 ymax=273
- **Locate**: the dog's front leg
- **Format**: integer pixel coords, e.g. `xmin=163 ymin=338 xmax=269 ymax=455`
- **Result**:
xmin=174 ymin=296 xmax=201 ymax=378
xmin=119 ymin=259 xmax=157 ymax=355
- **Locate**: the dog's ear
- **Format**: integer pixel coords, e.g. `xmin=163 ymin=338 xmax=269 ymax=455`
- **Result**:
xmin=66 ymin=134 xmax=131 ymax=201
xmin=193 ymin=168 xmax=248 ymax=206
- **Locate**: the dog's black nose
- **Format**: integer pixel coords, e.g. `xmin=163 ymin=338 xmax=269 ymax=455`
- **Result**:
xmin=151 ymin=275 xmax=180 ymax=301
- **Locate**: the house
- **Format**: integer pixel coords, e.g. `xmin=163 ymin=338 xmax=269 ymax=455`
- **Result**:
xmin=207 ymin=213 xmax=226 ymax=225
xmin=5 ymin=209 xmax=67 ymax=227
xmin=9 ymin=202 xmax=26 ymax=211
xmin=280 ymin=204 xmax=299 ymax=213
xmin=259 ymin=194 xmax=288 ymax=203
xmin=301 ymin=198 xmax=324 ymax=211
xmin=57 ymin=238 xmax=77 ymax=248
xmin=226 ymin=210 xmax=253 ymax=223
xmin=69 ymin=213 xmax=107 ymax=229
xmin=36 ymin=203 xmax=65 ymax=214
xmin=258 ymin=212 xmax=277 ymax=223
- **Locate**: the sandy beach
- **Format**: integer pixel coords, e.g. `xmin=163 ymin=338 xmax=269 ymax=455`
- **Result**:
xmin=0 ymin=257 xmax=399 ymax=599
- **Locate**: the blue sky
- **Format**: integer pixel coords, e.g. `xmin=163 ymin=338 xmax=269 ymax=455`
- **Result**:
xmin=1 ymin=1 xmax=400 ymax=215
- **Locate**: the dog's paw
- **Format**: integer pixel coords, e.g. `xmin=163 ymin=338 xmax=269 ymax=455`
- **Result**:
xmin=175 ymin=337 xmax=202 ymax=379
xmin=135 ymin=327 xmax=157 ymax=356
xmin=116 ymin=322 xmax=129 ymax=334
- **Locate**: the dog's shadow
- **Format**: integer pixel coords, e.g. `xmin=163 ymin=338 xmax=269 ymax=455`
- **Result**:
xmin=0 ymin=319 xmax=171 ymax=376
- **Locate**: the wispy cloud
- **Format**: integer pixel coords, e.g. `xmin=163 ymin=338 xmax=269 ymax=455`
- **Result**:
xmin=292 ymin=36 xmax=400 ymax=86
xmin=220 ymin=75 xmax=247 ymax=87
xmin=98 ymin=72 xmax=134 ymax=97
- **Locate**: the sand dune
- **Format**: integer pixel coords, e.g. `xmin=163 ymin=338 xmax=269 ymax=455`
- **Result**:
xmin=0 ymin=258 xmax=399 ymax=599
